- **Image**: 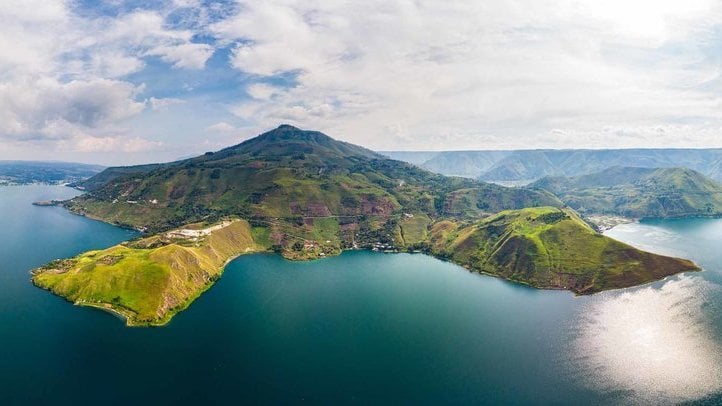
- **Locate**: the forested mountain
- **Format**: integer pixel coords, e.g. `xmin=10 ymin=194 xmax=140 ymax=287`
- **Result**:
xmin=532 ymin=166 xmax=722 ymax=218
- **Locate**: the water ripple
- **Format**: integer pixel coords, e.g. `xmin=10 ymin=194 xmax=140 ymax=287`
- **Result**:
xmin=573 ymin=275 xmax=722 ymax=404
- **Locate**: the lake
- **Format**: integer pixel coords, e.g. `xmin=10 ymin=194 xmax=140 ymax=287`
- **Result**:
xmin=1 ymin=185 xmax=721 ymax=404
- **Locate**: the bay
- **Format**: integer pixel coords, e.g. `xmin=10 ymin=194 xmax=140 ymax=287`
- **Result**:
xmin=2 ymin=185 xmax=721 ymax=404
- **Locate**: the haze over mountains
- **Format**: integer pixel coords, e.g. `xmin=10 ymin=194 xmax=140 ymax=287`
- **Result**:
xmin=0 ymin=161 xmax=103 ymax=185
xmin=384 ymin=149 xmax=722 ymax=182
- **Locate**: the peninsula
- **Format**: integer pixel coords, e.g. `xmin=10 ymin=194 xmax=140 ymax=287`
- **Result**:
xmin=31 ymin=125 xmax=701 ymax=325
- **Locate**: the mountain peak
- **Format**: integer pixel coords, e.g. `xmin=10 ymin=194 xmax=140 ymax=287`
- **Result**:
xmin=276 ymin=123 xmax=301 ymax=130
xmin=255 ymin=124 xmax=332 ymax=142
xmin=220 ymin=125 xmax=381 ymax=161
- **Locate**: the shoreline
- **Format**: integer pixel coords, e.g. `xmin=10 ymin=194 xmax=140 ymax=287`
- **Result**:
xmin=34 ymin=243 xmax=703 ymax=327
xmin=30 ymin=204 xmax=703 ymax=326
xmin=584 ymin=214 xmax=637 ymax=232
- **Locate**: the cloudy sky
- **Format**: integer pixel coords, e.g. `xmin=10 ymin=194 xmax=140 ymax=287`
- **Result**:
xmin=3 ymin=0 xmax=722 ymax=165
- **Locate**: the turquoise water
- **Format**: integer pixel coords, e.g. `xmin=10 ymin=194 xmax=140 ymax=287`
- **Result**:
xmin=2 ymin=186 xmax=722 ymax=404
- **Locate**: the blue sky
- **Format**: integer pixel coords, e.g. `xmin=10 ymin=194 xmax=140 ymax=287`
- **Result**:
xmin=2 ymin=0 xmax=722 ymax=165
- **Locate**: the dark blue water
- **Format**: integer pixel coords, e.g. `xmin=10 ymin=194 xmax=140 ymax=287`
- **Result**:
xmin=2 ymin=186 xmax=722 ymax=405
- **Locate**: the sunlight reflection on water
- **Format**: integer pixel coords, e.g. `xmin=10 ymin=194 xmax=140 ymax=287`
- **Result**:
xmin=573 ymin=275 xmax=722 ymax=404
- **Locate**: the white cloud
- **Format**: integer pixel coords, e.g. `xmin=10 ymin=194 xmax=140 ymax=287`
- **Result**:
xmin=0 ymin=78 xmax=145 ymax=139
xmin=88 ymin=52 xmax=146 ymax=78
xmin=100 ymin=11 xmax=192 ymax=44
xmin=0 ymin=1 xmax=70 ymax=78
xmin=172 ymin=0 xmax=202 ymax=9
xmin=69 ymin=134 xmax=162 ymax=153
xmin=206 ymin=122 xmax=236 ymax=133
xmin=149 ymin=97 xmax=186 ymax=111
xmin=0 ymin=1 xmax=216 ymax=160
xmin=212 ymin=0 xmax=722 ymax=149
xmin=6 ymin=0 xmax=722 ymax=162
xmin=246 ymin=83 xmax=283 ymax=100
xmin=147 ymin=43 xmax=215 ymax=69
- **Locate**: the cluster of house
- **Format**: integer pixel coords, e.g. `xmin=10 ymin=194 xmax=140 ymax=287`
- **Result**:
xmin=112 ymin=198 xmax=159 ymax=205
xmin=371 ymin=242 xmax=397 ymax=253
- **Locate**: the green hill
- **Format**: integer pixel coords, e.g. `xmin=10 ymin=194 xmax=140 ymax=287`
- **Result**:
xmin=532 ymin=166 xmax=722 ymax=218
xmin=65 ymin=125 xmax=559 ymax=252
xmin=428 ymin=207 xmax=699 ymax=294
xmin=32 ymin=220 xmax=263 ymax=326
xmin=70 ymin=163 xmax=162 ymax=191
xmin=31 ymin=127 xmax=702 ymax=326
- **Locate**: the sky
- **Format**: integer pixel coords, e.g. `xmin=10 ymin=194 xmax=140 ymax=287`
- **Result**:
xmin=3 ymin=0 xmax=722 ymax=165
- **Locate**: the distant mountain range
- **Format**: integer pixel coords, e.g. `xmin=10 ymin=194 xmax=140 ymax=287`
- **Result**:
xmin=531 ymin=166 xmax=722 ymax=218
xmin=383 ymin=149 xmax=722 ymax=182
xmin=0 ymin=161 xmax=104 ymax=185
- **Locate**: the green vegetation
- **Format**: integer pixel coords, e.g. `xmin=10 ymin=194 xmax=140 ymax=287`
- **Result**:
xmin=399 ymin=213 xmax=432 ymax=245
xmin=32 ymin=126 xmax=705 ymax=326
xmin=65 ymin=125 xmax=557 ymax=253
xmin=442 ymin=186 xmax=561 ymax=218
xmin=427 ymin=207 xmax=700 ymax=294
xmin=32 ymin=220 xmax=263 ymax=326
xmin=532 ymin=166 xmax=722 ymax=218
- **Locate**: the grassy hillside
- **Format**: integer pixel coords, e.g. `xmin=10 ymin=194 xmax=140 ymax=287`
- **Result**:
xmin=71 ymin=163 xmax=162 ymax=191
xmin=532 ymin=166 xmax=722 ymax=218
xmin=65 ymin=125 xmax=557 ymax=255
xmin=442 ymin=185 xmax=561 ymax=218
xmin=32 ymin=220 xmax=264 ymax=326
xmin=428 ymin=207 xmax=699 ymax=294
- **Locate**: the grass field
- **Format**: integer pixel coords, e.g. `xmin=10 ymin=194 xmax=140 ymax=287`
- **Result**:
xmin=32 ymin=220 xmax=263 ymax=326
xmin=429 ymin=207 xmax=700 ymax=294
